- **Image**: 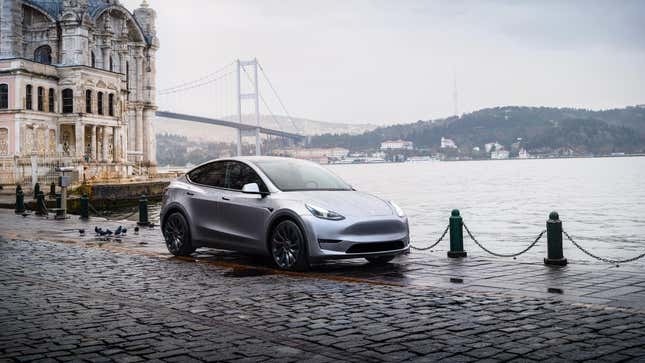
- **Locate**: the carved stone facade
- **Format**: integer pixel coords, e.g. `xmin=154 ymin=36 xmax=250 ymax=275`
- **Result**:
xmin=0 ymin=0 xmax=158 ymax=181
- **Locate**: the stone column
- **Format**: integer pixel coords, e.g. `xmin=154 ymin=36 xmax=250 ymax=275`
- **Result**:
xmin=135 ymin=47 xmax=144 ymax=102
xmin=142 ymin=108 xmax=156 ymax=166
xmin=135 ymin=107 xmax=143 ymax=152
xmin=75 ymin=121 xmax=84 ymax=158
xmin=112 ymin=126 xmax=119 ymax=162
xmin=101 ymin=126 xmax=109 ymax=162
xmin=90 ymin=125 xmax=97 ymax=161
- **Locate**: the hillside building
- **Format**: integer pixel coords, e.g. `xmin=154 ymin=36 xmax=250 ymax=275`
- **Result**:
xmin=0 ymin=0 xmax=158 ymax=186
xmin=272 ymin=147 xmax=350 ymax=164
xmin=380 ymin=140 xmax=413 ymax=151
xmin=440 ymin=137 xmax=457 ymax=149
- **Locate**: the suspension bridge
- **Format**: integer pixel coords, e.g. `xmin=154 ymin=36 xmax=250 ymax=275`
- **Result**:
xmin=155 ymin=59 xmax=305 ymax=156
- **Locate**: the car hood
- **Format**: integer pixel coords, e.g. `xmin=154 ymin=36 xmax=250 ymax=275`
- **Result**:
xmin=286 ymin=190 xmax=394 ymax=217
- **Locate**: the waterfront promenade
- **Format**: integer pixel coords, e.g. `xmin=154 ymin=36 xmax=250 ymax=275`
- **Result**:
xmin=1 ymin=209 xmax=644 ymax=362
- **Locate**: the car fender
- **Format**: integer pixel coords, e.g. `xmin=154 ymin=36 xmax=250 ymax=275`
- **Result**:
xmin=160 ymin=201 xmax=194 ymax=234
xmin=264 ymin=209 xmax=313 ymax=254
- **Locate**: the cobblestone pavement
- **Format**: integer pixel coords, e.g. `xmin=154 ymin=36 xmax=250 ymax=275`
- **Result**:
xmin=1 ymin=210 xmax=644 ymax=310
xmin=1 ymin=237 xmax=645 ymax=362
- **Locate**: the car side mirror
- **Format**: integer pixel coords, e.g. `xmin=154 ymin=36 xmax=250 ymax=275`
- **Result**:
xmin=242 ymin=183 xmax=261 ymax=194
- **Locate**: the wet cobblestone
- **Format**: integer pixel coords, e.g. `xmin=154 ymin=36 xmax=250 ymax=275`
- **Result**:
xmin=1 ymin=239 xmax=645 ymax=362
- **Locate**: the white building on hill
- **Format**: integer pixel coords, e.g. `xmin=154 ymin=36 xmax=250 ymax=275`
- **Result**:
xmin=440 ymin=137 xmax=457 ymax=149
xmin=380 ymin=140 xmax=414 ymax=150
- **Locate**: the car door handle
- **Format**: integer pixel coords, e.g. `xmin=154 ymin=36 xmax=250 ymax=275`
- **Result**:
xmin=222 ymin=196 xmax=230 ymax=201
xmin=186 ymin=192 xmax=194 ymax=196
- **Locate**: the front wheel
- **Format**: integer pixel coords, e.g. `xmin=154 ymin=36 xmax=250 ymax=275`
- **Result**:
xmin=365 ymin=255 xmax=395 ymax=265
xmin=270 ymin=220 xmax=309 ymax=271
xmin=162 ymin=212 xmax=196 ymax=256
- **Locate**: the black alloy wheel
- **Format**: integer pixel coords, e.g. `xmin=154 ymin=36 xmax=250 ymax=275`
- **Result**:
xmin=163 ymin=212 xmax=196 ymax=256
xmin=270 ymin=220 xmax=309 ymax=271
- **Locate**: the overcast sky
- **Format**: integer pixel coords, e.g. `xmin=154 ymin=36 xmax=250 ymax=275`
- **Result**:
xmin=123 ymin=0 xmax=645 ymax=125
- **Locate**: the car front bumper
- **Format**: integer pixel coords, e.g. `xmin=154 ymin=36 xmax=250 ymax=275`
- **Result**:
xmin=299 ymin=214 xmax=410 ymax=262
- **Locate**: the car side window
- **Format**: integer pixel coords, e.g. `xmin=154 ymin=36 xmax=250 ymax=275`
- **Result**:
xmin=226 ymin=162 xmax=267 ymax=192
xmin=187 ymin=162 xmax=227 ymax=188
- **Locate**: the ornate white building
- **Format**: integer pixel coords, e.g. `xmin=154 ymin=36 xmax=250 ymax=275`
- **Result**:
xmin=0 ymin=0 xmax=158 ymax=183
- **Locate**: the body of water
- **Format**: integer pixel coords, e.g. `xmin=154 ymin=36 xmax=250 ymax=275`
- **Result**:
xmin=328 ymin=157 xmax=645 ymax=266
xmin=150 ymin=157 xmax=645 ymax=266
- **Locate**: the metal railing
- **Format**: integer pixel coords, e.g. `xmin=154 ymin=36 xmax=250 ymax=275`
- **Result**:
xmin=410 ymin=209 xmax=645 ymax=266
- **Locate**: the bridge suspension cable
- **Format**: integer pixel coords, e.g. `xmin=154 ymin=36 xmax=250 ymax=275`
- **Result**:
xmin=157 ymin=61 xmax=235 ymax=95
xmin=240 ymin=64 xmax=283 ymax=131
xmin=258 ymin=63 xmax=299 ymax=132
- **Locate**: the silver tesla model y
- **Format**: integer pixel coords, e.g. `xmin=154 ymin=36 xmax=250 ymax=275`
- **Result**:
xmin=160 ymin=156 xmax=410 ymax=270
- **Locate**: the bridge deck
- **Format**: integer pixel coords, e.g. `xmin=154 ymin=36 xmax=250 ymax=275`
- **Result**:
xmin=155 ymin=111 xmax=304 ymax=140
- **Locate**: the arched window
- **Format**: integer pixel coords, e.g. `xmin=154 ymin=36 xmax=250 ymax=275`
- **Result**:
xmin=48 ymin=89 xmax=55 ymax=112
xmin=25 ymin=85 xmax=33 ymax=110
xmin=0 ymin=84 xmax=8 ymax=109
xmin=85 ymin=90 xmax=92 ymax=113
xmin=108 ymin=94 xmax=114 ymax=116
xmin=91 ymin=52 xmax=96 ymax=68
xmin=37 ymin=87 xmax=44 ymax=111
xmin=109 ymin=56 xmax=114 ymax=72
xmin=97 ymin=92 xmax=104 ymax=115
xmin=34 ymin=45 xmax=52 ymax=65
xmin=62 ymin=89 xmax=73 ymax=114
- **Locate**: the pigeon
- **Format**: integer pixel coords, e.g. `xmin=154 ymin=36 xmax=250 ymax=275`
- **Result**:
xmin=134 ymin=226 xmax=140 ymax=233
xmin=95 ymin=226 xmax=102 ymax=234
xmin=79 ymin=229 xmax=85 ymax=235
xmin=22 ymin=213 xmax=29 ymax=218
xmin=105 ymin=229 xmax=113 ymax=236
xmin=114 ymin=226 xmax=123 ymax=236
xmin=122 ymin=227 xmax=128 ymax=234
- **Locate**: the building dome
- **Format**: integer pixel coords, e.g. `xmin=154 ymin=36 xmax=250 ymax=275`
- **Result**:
xmin=24 ymin=0 xmax=113 ymax=20
xmin=23 ymin=0 xmax=151 ymax=44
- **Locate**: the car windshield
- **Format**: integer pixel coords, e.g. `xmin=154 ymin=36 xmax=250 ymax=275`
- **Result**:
xmin=254 ymin=159 xmax=352 ymax=191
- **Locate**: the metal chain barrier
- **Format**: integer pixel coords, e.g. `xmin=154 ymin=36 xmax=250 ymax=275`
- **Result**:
xmin=463 ymin=222 xmax=546 ymax=258
xmin=410 ymin=224 xmax=450 ymax=251
xmin=563 ymin=230 xmax=645 ymax=264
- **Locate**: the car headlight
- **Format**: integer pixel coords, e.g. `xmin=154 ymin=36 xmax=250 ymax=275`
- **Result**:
xmin=389 ymin=201 xmax=405 ymax=218
xmin=306 ymin=204 xmax=345 ymax=221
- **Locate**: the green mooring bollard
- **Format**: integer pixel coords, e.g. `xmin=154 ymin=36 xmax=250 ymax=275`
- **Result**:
xmin=447 ymin=209 xmax=467 ymax=258
xmin=15 ymin=187 xmax=25 ymax=214
xmin=55 ymin=193 xmax=62 ymax=209
xmin=80 ymin=194 xmax=89 ymax=220
xmin=50 ymin=182 xmax=56 ymax=197
xmin=35 ymin=191 xmax=46 ymax=216
xmin=33 ymin=182 xmax=40 ymax=199
xmin=138 ymin=195 xmax=149 ymax=226
xmin=544 ymin=211 xmax=568 ymax=266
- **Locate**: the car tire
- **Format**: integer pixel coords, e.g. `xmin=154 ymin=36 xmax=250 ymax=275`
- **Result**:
xmin=270 ymin=220 xmax=309 ymax=271
xmin=162 ymin=211 xmax=196 ymax=256
xmin=365 ymin=255 xmax=395 ymax=264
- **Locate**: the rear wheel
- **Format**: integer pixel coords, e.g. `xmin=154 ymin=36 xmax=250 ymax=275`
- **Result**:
xmin=162 ymin=212 xmax=196 ymax=256
xmin=365 ymin=255 xmax=395 ymax=265
xmin=270 ymin=220 xmax=309 ymax=271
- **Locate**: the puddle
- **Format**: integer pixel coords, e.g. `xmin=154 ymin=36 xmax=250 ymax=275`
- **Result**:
xmin=223 ymin=268 xmax=274 ymax=278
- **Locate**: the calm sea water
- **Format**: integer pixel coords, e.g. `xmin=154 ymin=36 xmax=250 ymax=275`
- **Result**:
xmin=328 ymin=157 xmax=645 ymax=266
xmin=151 ymin=157 xmax=645 ymax=266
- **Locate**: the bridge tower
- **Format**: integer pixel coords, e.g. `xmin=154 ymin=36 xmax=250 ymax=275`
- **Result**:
xmin=236 ymin=59 xmax=261 ymax=156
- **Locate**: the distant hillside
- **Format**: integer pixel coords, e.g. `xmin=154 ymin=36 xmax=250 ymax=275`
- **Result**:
xmin=154 ymin=114 xmax=378 ymax=142
xmin=310 ymin=106 xmax=645 ymax=155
